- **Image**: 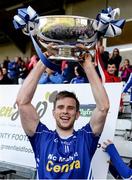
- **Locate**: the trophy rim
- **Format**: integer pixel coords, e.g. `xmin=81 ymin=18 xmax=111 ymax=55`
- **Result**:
xmin=36 ymin=15 xmax=95 ymax=21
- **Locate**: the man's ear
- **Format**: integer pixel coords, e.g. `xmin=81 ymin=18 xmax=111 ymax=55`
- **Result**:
xmin=75 ymin=111 xmax=80 ymax=120
xmin=52 ymin=109 xmax=55 ymax=117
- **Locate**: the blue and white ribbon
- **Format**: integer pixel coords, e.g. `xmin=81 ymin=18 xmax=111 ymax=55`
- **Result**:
xmin=13 ymin=6 xmax=38 ymax=32
xmin=94 ymin=7 xmax=125 ymax=37
xmin=13 ymin=6 xmax=61 ymax=73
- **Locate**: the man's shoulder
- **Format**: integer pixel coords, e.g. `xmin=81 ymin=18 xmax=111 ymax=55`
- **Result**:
xmin=36 ymin=122 xmax=54 ymax=134
xmin=76 ymin=123 xmax=92 ymax=134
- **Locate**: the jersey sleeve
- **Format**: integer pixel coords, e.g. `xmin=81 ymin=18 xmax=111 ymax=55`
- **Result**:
xmin=81 ymin=123 xmax=100 ymax=157
xmin=106 ymin=143 xmax=132 ymax=179
xmin=28 ymin=122 xmax=49 ymax=157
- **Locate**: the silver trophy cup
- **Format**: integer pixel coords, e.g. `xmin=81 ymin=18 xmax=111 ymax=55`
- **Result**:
xmin=23 ymin=15 xmax=96 ymax=61
xmin=13 ymin=6 xmax=125 ymax=67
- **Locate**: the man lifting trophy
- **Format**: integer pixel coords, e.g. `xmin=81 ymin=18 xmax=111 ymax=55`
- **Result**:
xmin=13 ymin=6 xmax=125 ymax=72
xmin=14 ymin=6 xmax=125 ymax=180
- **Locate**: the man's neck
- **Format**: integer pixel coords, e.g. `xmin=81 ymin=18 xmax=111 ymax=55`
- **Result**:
xmin=56 ymin=127 xmax=74 ymax=138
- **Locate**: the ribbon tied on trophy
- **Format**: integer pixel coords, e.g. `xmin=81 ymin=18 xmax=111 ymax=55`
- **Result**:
xmin=13 ymin=6 xmax=125 ymax=73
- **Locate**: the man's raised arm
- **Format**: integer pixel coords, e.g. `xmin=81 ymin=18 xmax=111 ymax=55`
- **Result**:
xmin=82 ymin=54 xmax=110 ymax=135
xmin=16 ymin=60 xmax=46 ymax=136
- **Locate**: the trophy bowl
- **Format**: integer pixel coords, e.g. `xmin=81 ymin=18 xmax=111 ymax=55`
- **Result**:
xmin=33 ymin=16 xmax=96 ymax=61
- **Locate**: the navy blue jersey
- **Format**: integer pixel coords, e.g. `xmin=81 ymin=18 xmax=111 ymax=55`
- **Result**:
xmin=28 ymin=122 xmax=100 ymax=179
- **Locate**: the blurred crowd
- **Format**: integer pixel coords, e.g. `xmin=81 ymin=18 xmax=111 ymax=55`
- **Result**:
xmin=0 ymin=55 xmax=38 ymax=85
xmin=0 ymin=45 xmax=132 ymax=86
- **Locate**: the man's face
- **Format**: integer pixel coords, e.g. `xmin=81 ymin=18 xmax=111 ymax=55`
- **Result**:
xmin=107 ymin=64 xmax=117 ymax=75
xmin=53 ymin=97 xmax=80 ymax=131
xmin=2 ymin=68 xmax=7 ymax=75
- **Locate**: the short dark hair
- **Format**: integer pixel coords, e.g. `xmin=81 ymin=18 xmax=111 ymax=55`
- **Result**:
xmin=53 ymin=91 xmax=80 ymax=111
xmin=107 ymin=61 xmax=116 ymax=66
xmin=75 ymin=65 xmax=86 ymax=77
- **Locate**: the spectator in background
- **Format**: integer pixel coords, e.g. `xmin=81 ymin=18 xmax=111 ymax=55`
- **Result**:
xmin=18 ymin=59 xmax=28 ymax=84
xmin=2 ymin=67 xmax=12 ymax=82
xmin=61 ymin=61 xmax=78 ymax=83
xmin=2 ymin=56 xmax=10 ymax=70
xmin=7 ymin=56 xmax=21 ymax=84
xmin=61 ymin=61 xmax=69 ymax=83
xmin=102 ymin=139 xmax=132 ymax=179
xmin=28 ymin=55 xmax=38 ymax=71
xmin=119 ymin=59 xmax=132 ymax=82
xmin=61 ymin=60 xmax=68 ymax=72
xmin=109 ymin=48 xmax=122 ymax=76
xmin=104 ymin=62 xmax=121 ymax=82
xmin=70 ymin=65 xmax=88 ymax=83
xmin=24 ymin=57 xmax=30 ymax=73
xmin=0 ymin=67 xmax=12 ymax=84
xmin=39 ymin=68 xmax=63 ymax=84
xmin=2 ymin=67 xmax=8 ymax=76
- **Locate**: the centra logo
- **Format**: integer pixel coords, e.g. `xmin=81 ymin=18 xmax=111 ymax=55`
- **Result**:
xmin=79 ymin=104 xmax=96 ymax=117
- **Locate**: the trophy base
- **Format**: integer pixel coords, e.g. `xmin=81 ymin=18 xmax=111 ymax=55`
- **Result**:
xmin=49 ymin=56 xmax=79 ymax=62
xmin=45 ymin=45 xmax=87 ymax=62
